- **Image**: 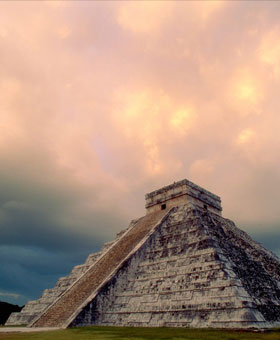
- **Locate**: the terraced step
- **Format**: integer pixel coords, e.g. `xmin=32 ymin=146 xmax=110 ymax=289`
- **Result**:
xmin=31 ymin=209 xmax=170 ymax=328
xmin=6 ymin=221 xmax=138 ymax=326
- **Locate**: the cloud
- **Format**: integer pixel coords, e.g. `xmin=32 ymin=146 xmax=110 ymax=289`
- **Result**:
xmin=226 ymin=67 xmax=264 ymax=116
xmin=117 ymin=2 xmax=174 ymax=34
xmin=0 ymin=292 xmax=20 ymax=299
xmin=258 ymin=27 xmax=280 ymax=78
xmin=0 ymin=1 xmax=280 ymax=305
xmin=0 ymin=245 xmax=90 ymax=305
xmin=110 ymin=88 xmax=196 ymax=176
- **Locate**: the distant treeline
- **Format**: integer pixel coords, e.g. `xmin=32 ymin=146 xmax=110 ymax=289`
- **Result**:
xmin=0 ymin=301 xmax=23 ymax=325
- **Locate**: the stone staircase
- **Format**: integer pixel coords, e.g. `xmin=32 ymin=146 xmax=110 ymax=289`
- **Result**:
xmin=6 ymin=219 xmax=140 ymax=326
xmin=30 ymin=209 xmax=170 ymax=327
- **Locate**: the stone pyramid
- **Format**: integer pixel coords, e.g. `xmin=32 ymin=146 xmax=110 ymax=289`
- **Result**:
xmin=6 ymin=179 xmax=280 ymax=328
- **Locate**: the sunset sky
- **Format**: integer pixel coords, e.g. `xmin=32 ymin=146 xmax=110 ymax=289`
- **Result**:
xmin=1 ymin=1 xmax=280 ymax=306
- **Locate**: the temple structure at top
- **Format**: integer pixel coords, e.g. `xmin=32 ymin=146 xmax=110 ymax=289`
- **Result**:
xmin=145 ymin=179 xmax=222 ymax=215
xmin=6 ymin=178 xmax=280 ymax=329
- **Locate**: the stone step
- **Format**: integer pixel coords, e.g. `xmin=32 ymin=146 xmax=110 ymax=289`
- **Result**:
xmin=31 ymin=209 xmax=170 ymax=327
xmin=5 ymin=220 xmax=140 ymax=326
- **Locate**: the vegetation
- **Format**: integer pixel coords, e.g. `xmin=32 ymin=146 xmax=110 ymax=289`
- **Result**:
xmin=0 ymin=302 xmax=23 ymax=325
xmin=0 ymin=326 xmax=280 ymax=340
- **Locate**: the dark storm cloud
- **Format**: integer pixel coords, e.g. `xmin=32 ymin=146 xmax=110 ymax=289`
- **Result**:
xmin=0 ymin=137 xmax=126 ymax=304
xmin=0 ymin=245 xmax=94 ymax=306
xmin=257 ymin=232 xmax=280 ymax=255
xmin=0 ymin=0 xmax=280 ymax=305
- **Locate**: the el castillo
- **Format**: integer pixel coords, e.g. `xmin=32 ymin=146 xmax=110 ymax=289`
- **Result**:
xmin=6 ymin=179 xmax=280 ymax=329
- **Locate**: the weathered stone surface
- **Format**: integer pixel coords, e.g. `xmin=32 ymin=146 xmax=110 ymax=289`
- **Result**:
xmin=30 ymin=210 xmax=169 ymax=327
xmin=6 ymin=179 xmax=280 ymax=328
xmin=6 ymin=219 xmax=139 ymax=326
xmin=70 ymin=205 xmax=280 ymax=328
xmin=145 ymin=179 xmax=222 ymax=215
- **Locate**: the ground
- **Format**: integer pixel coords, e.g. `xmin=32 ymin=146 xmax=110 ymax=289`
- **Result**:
xmin=0 ymin=326 xmax=280 ymax=340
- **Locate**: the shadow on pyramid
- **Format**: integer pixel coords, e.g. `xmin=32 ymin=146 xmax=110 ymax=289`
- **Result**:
xmin=6 ymin=179 xmax=280 ymax=329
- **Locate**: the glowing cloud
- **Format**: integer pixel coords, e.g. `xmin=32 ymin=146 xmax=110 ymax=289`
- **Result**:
xmin=117 ymin=2 xmax=173 ymax=34
xmin=258 ymin=28 xmax=280 ymax=78
xmin=192 ymin=0 xmax=226 ymax=23
xmin=189 ymin=159 xmax=216 ymax=184
xmin=112 ymin=88 xmax=196 ymax=143
xmin=227 ymin=69 xmax=263 ymax=116
xmin=0 ymin=0 xmax=280 ymax=306
xmin=57 ymin=26 xmax=71 ymax=39
xmin=236 ymin=128 xmax=255 ymax=145
xmin=0 ymin=77 xmax=26 ymax=144
xmin=111 ymin=88 xmax=196 ymax=175
xmin=169 ymin=108 xmax=196 ymax=136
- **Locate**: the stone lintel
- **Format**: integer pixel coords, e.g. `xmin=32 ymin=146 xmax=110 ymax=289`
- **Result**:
xmin=145 ymin=179 xmax=222 ymax=215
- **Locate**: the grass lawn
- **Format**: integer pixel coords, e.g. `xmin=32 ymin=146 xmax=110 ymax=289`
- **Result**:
xmin=0 ymin=326 xmax=280 ymax=340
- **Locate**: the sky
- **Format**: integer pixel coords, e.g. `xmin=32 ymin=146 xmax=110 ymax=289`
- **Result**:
xmin=0 ymin=0 xmax=280 ymax=306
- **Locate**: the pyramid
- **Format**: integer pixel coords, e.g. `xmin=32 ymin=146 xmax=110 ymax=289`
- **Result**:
xmin=6 ymin=179 xmax=280 ymax=328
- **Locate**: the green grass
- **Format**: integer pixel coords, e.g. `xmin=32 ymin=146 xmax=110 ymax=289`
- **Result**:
xmin=0 ymin=326 xmax=279 ymax=340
